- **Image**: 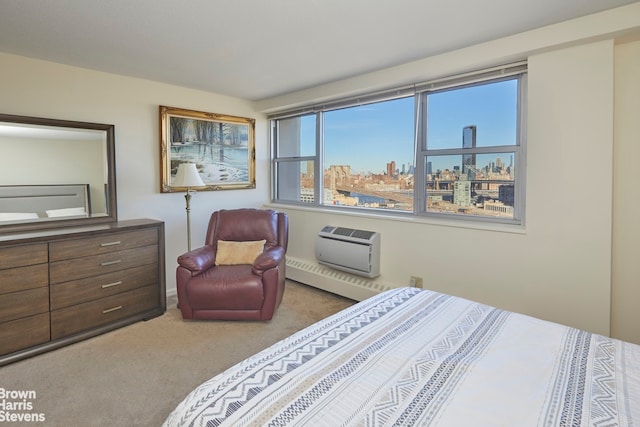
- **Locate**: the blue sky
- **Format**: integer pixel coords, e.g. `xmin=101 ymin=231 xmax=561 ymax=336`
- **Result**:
xmin=302 ymin=78 xmax=518 ymax=174
xmin=324 ymin=97 xmax=414 ymax=174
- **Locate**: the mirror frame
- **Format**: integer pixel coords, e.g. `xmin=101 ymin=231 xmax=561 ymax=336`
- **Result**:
xmin=0 ymin=113 xmax=117 ymax=234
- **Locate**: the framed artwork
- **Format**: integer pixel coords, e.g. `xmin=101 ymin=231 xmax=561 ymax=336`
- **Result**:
xmin=160 ymin=106 xmax=256 ymax=192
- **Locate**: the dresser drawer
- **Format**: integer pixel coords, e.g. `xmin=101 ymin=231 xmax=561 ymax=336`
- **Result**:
xmin=49 ymin=228 xmax=158 ymax=262
xmin=51 ymin=264 xmax=159 ymax=310
xmin=49 ymin=244 xmax=157 ymax=284
xmin=51 ymin=285 xmax=159 ymax=339
xmin=0 ymin=243 xmax=48 ymax=269
xmin=0 ymin=287 xmax=49 ymax=323
xmin=0 ymin=313 xmax=50 ymax=356
xmin=0 ymin=264 xmax=48 ymax=295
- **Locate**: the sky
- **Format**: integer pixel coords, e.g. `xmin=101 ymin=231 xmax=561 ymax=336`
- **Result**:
xmin=301 ymin=78 xmax=518 ymax=174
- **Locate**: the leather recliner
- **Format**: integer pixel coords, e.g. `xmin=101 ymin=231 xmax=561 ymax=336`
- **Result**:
xmin=176 ymin=208 xmax=288 ymax=320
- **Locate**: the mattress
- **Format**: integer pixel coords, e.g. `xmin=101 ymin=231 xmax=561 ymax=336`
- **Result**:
xmin=163 ymin=287 xmax=640 ymax=426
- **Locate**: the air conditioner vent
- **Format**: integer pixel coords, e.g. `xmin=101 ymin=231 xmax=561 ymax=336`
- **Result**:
xmin=351 ymin=229 xmax=376 ymax=240
xmin=333 ymin=227 xmax=355 ymax=237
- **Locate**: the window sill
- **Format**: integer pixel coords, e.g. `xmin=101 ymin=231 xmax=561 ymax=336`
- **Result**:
xmin=264 ymin=202 xmax=526 ymax=235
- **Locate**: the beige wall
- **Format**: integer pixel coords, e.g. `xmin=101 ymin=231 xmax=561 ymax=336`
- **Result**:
xmin=0 ymin=52 xmax=270 ymax=294
xmin=612 ymin=39 xmax=640 ymax=344
xmin=525 ymin=40 xmax=613 ymax=335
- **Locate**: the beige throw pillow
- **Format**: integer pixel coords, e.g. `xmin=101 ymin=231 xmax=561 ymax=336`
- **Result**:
xmin=215 ymin=239 xmax=266 ymax=265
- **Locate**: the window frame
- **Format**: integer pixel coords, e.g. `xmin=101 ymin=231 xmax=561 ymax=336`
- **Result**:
xmin=415 ymin=73 xmax=527 ymax=225
xmin=270 ymin=63 xmax=527 ymax=227
xmin=271 ymin=113 xmax=321 ymax=205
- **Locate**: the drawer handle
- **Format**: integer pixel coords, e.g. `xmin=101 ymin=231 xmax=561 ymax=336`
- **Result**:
xmin=100 ymin=241 xmax=122 ymax=247
xmin=100 ymin=259 xmax=122 ymax=266
xmin=101 ymin=281 xmax=122 ymax=289
xmin=102 ymin=305 xmax=123 ymax=314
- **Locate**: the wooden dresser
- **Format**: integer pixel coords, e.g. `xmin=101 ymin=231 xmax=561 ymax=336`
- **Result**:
xmin=0 ymin=219 xmax=165 ymax=366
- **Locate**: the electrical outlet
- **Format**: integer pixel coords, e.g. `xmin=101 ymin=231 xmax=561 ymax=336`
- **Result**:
xmin=410 ymin=276 xmax=423 ymax=288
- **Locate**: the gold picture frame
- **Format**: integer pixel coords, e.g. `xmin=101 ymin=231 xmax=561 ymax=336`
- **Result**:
xmin=160 ymin=106 xmax=256 ymax=192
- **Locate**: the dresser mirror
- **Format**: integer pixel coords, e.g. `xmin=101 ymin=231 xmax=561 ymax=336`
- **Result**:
xmin=0 ymin=113 xmax=117 ymax=233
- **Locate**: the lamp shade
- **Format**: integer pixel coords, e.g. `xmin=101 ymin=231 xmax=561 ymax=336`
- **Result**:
xmin=173 ymin=163 xmax=205 ymax=188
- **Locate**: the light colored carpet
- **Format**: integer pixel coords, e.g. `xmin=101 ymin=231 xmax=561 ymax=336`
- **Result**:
xmin=0 ymin=281 xmax=354 ymax=427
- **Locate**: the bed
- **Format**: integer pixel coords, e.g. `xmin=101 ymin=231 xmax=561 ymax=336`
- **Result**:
xmin=0 ymin=184 xmax=90 ymax=221
xmin=163 ymin=287 xmax=640 ymax=426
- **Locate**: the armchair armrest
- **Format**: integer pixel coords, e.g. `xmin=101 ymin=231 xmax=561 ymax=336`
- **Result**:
xmin=252 ymin=246 xmax=285 ymax=276
xmin=177 ymin=245 xmax=216 ymax=273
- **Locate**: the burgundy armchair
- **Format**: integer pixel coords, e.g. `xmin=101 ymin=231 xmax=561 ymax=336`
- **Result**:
xmin=176 ymin=208 xmax=289 ymax=321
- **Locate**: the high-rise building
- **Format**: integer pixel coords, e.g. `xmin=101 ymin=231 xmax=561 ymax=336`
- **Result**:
xmin=386 ymin=161 xmax=396 ymax=177
xmin=453 ymin=178 xmax=471 ymax=206
xmin=462 ymin=125 xmax=476 ymax=178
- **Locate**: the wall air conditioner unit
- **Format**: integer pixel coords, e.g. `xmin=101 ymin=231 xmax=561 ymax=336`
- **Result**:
xmin=315 ymin=226 xmax=380 ymax=278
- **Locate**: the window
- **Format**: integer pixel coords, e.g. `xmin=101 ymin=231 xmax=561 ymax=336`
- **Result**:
xmin=272 ymin=114 xmax=317 ymax=204
xmin=417 ymin=77 xmax=524 ymax=222
xmin=323 ymin=97 xmax=415 ymax=210
xmin=271 ymin=64 xmax=526 ymax=225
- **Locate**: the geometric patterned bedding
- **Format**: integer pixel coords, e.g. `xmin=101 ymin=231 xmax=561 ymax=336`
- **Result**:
xmin=163 ymin=287 xmax=640 ymax=426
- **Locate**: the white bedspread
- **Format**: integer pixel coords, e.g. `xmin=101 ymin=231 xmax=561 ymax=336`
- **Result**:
xmin=164 ymin=287 xmax=640 ymax=426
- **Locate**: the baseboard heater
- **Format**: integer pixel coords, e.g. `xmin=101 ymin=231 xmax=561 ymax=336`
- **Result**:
xmin=315 ymin=226 xmax=380 ymax=278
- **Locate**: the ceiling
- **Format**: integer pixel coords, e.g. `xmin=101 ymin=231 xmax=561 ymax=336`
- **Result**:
xmin=0 ymin=0 xmax=637 ymax=101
